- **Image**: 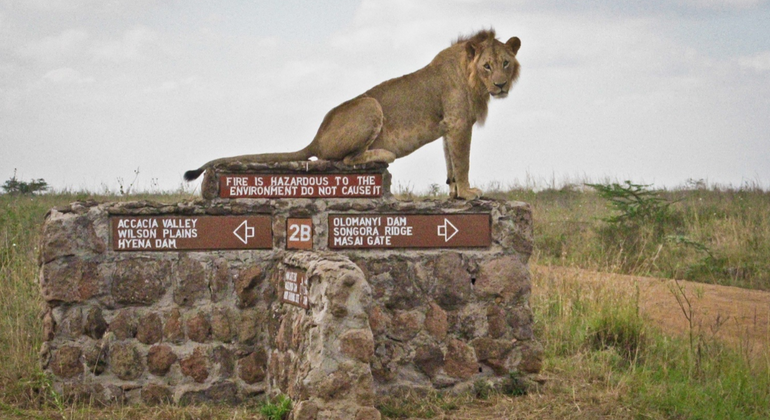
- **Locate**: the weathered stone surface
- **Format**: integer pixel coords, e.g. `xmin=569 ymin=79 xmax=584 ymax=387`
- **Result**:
xmin=356 ymin=407 xmax=382 ymax=420
xmin=163 ymin=308 xmax=184 ymax=343
xmin=238 ymin=308 xmax=261 ymax=344
xmin=294 ymin=400 xmax=319 ymax=420
xmin=362 ymin=259 xmax=421 ymax=310
xmin=507 ymin=306 xmax=534 ymax=340
xmin=368 ymin=305 xmax=391 ymax=335
xmin=179 ymin=381 xmax=239 ymax=405
xmin=180 ymin=347 xmax=208 ymax=383
xmin=186 ymin=312 xmax=210 ymax=343
xmin=56 ymin=306 xmax=83 ymax=338
xmin=136 ymin=312 xmax=163 ymax=345
xmin=238 ymin=348 xmax=267 ymax=384
xmin=236 ymin=265 xmax=264 ymax=308
xmin=112 ymin=259 xmax=170 ymax=306
xmin=39 ymin=213 xmax=105 ymax=263
xmin=389 ymin=310 xmax=422 ymax=342
xmin=317 ymin=371 xmax=352 ymax=400
xmin=84 ymin=306 xmax=107 ymax=340
xmin=340 ymin=329 xmax=374 ymax=363
xmin=147 ymin=345 xmax=176 ymax=376
xmin=210 ymin=258 xmax=231 ymax=302
xmin=444 ymin=339 xmax=478 ymax=380
xmin=109 ymin=309 xmax=136 ymax=340
xmin=424 ymin=302 xmax=448 ymax=341
xmin=83 ymin=342 xmax=108 ymax=375
xmin=414 ymin=344 xmax=444 ymax=378
xmin=43 ymin=309 xmax=55 ymax=341
xmin=41 ymin=257 xmax=100 ymax=303
xmin=211 ymin=307 xmax=235 ymax=343
xmin=433 ymin=253 xmax=472 ymax=310
xmin=51 ymin=345 xmax=82 ymax=378
xmin=516 ymin=341 xmax=544 ymax=374
xmin=173 ymin=256 xmax=209 ymax=306
xmin=486 ymin=305 xmax=509 ymax=339
xmin=475 ymin=254 xmax=530 ymax=301
xmin=212 ymin=345 xmax=235 ymax=378
xmin=110 ymin=342 xmax=143 ymax=380
xmin=141 ymin=384 xmax=172 ymax=405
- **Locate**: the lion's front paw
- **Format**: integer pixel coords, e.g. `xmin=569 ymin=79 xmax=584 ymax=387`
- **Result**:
xmin=455 ymin=187 xmax=482 ymax=200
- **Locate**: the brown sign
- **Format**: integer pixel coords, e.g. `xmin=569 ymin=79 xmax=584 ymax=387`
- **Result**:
xmin=286 ymin=218 xmax=313 ymax=250
xmin=282 ymin=268 xmax=309 ymax=309
xmin=220 ymin=174 xmax=383 ymax=198
xmin=328 ymin=214 xmax=491 ymax=249
xmin=112 ymin=216 xmax=272 ymax=251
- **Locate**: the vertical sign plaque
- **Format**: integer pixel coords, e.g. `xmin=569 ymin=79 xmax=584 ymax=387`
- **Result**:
xmin=282 ymin=268 xmax=309 ymax=309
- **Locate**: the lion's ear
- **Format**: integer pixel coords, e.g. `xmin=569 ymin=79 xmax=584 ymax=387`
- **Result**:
xmin=506 ymin=37 xmax=521 ymax=55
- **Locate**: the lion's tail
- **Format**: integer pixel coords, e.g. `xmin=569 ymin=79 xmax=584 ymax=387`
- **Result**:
xmin=183 ymin=146 xmax=314 ymax=181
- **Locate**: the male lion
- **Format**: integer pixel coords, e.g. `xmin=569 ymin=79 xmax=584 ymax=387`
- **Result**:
xmin=184 ymin=29 xmax=521 ymax=199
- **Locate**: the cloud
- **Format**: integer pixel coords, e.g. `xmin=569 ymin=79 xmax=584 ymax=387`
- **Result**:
xmin=91 ymin=26 xmax=159 ymax=63
xmin=41 ymin=67 xmax=93 ymax=84
xmin=738 ymin=51 xmax=770 ymax=72
xmin=18 ymin=28 xmax=89 ymax=62
xmin=679 ymin=0 xmax=767 ymax=10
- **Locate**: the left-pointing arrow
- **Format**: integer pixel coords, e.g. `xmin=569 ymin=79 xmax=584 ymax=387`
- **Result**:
xmin=233 ymin=220 xmax=255 ymax=244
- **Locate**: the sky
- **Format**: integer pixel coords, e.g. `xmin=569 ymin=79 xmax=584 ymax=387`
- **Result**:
xmin=1 ymin=0 xmax=769 ymax=193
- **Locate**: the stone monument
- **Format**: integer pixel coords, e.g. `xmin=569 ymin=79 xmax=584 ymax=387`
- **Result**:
xmin=39 ymin=161 xmax=541 ymax=419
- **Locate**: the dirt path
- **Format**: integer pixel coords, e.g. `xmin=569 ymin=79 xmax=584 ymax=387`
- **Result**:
xmin=534 ymin=265 xmax=770 ymax=356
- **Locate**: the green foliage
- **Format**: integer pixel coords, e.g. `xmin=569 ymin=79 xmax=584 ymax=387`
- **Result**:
xmin=472 ymin=379 xmax=492 ymax=400
xmin=2 ymin=170 xmax=48 ymax=195
xmin=259 ymin=394 xmax=292 ymax=420
xmin=501 ymin=371 xmax=529 ymax=397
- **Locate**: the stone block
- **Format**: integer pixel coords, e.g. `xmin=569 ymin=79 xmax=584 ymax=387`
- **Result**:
xmin=41 ymin=257 xmax=101 ymax=303
xmin=173 ymin=256 xmax=209 ymax=306
xmin=84 ymin=306 xmax=107 ymax=340
xmin=111 ymin=259 xmax=170 ymax=306
xmin=186 ymin=311 xmax=210 ymax=343
xmin=136 ymin=312 xmax=163 ymax=345
xmin=339 ymin=329 xmax=374 ymax=363
xmin=51 ymin=345 xmax=82 ymax=378
xmin=109 ymin=309 xmax=136 ymax=340
xmin=147 ymin=345 xmax=177 ymax=376
xmin=141 ymin=384 xmax=173 ymax=405
xmin=109 ymin=342 xmax=143 ymax=380
xmin=238 ymin=348 xmax=267 ymax=384
xmin=163 ymin=308 xmax=184 ymax=343
xmin=180 ymin=347 xmax=209 ymax=383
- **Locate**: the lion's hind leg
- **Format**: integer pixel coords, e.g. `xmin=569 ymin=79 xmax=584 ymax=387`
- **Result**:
xmin=313 ymin=96 xmax=386 ymax=162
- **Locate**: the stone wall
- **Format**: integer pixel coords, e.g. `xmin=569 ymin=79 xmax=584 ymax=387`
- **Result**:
xmin=38 ymin=164 xmax=540 ymax=418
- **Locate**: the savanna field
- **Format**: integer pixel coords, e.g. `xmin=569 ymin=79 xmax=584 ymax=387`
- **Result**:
xmin=1 ymin=180 xmax=769 ymax=419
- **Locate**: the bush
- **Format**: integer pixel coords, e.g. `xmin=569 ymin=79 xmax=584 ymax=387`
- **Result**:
xmin=2 ymin=170 xmax=48 ymax=195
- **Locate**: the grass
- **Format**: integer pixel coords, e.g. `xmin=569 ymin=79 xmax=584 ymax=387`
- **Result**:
xmin=1 ymin=181 xmax=769 ymax=418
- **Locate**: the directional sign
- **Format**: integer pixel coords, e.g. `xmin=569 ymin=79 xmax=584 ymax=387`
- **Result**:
xmin=220 ymin=174 xmax=383 ymax=198
xmin=286 ymin=218 xmax=313 ymax=250
xmin=328 ymin=214 xmax=490 ymax=249
xmin=111 ymin=216 xmax=272 ymax=251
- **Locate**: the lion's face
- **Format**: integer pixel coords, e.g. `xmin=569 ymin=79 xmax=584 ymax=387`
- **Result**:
xmin=472 ymin=37 xmax=521 ymax=98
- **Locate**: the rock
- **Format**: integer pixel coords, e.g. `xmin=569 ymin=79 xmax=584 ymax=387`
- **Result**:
xmin=424 ymin=302 xmax=448 ymax=341
xmin=293 ymin=400 xmax=319 ymax=420
xmin=141 ymin=384 xmax=173 ymax=405
xmin=173 ymin=256 xmax=209 ymax=306
xmin=136 ymin=312 xmax=163 ymax=345
xmin=236 ymin=265 xmax=264 ymax=308
xmin=433 ymin=253 xmax=472 ymax=310
xmin=163 ymin=308 xmax=184 ymax=343
xmin=111 ymin=259 xmax=170 ymax=306
xmin=339 ymin=329 xmax=374 ymax=363
xmin=186 ymin=312 xmax=210 ymax=343
xmin=51 ymin=345 xmax=82 ymax=378
xmin=211 ymin=307 xmax=235 ymax=343
xmin=444 ymin=339 xmax=478 ymax=380
xmin=487 ymin=305 xmax=509 ymax=339
xmin=110 ymin=342 xmax=143 ymax=380
xmin=389 ymin=310 xmax=422 ymax=342
xmin=238 ymin=348 xmax=267 ymax=384
xmin=109 ymin=309 xmax=136 ymax=340
xmin=475 ymin=255 xmax=530 ymax=302
xmin=507 ymin=306 xmax=534 ymax=340
xmin=40 ymin=214 xmax=105 ymax=263
xmin=414 ymin=344 xmax=444 ymax=378
xmin=41 ymin=257 xmax=100 ymax=303
xmin=84 ymin=306 xmax=108 ymax=339
xmin=212 ymin=346 xmax=235 ymax=378
xmin=180 ymin=347 xmax=209 ymax=383
xmin=356 ymin=407 xmax=382 ymax=420
xmin=83 ymin=342 xmax=108 ymax=375
xmin=368 ymin=305 xmax=391 ymax=335
xmin=147 ymin=345 xmax=177 ymax=376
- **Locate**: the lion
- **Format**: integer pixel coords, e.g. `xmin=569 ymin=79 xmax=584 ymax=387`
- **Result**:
xmin=184 ymin=29 xmax=521 ymax=199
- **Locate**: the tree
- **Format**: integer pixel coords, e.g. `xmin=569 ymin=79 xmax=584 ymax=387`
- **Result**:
xmin=2 ymin=169 xmax=49 ymax=195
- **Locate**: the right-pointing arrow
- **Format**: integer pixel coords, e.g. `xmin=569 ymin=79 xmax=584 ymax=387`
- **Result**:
xmin=437 ymin=218 xmax=459 ymax=242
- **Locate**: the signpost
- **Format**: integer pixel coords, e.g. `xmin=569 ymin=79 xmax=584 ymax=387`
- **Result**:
xmin=328 ymin=214 xmax=491 ymax=249
xmin=111 ymin=216 xmax=272 ymax=251
xmin=220 ymin=174 xmax=383 ymax=199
